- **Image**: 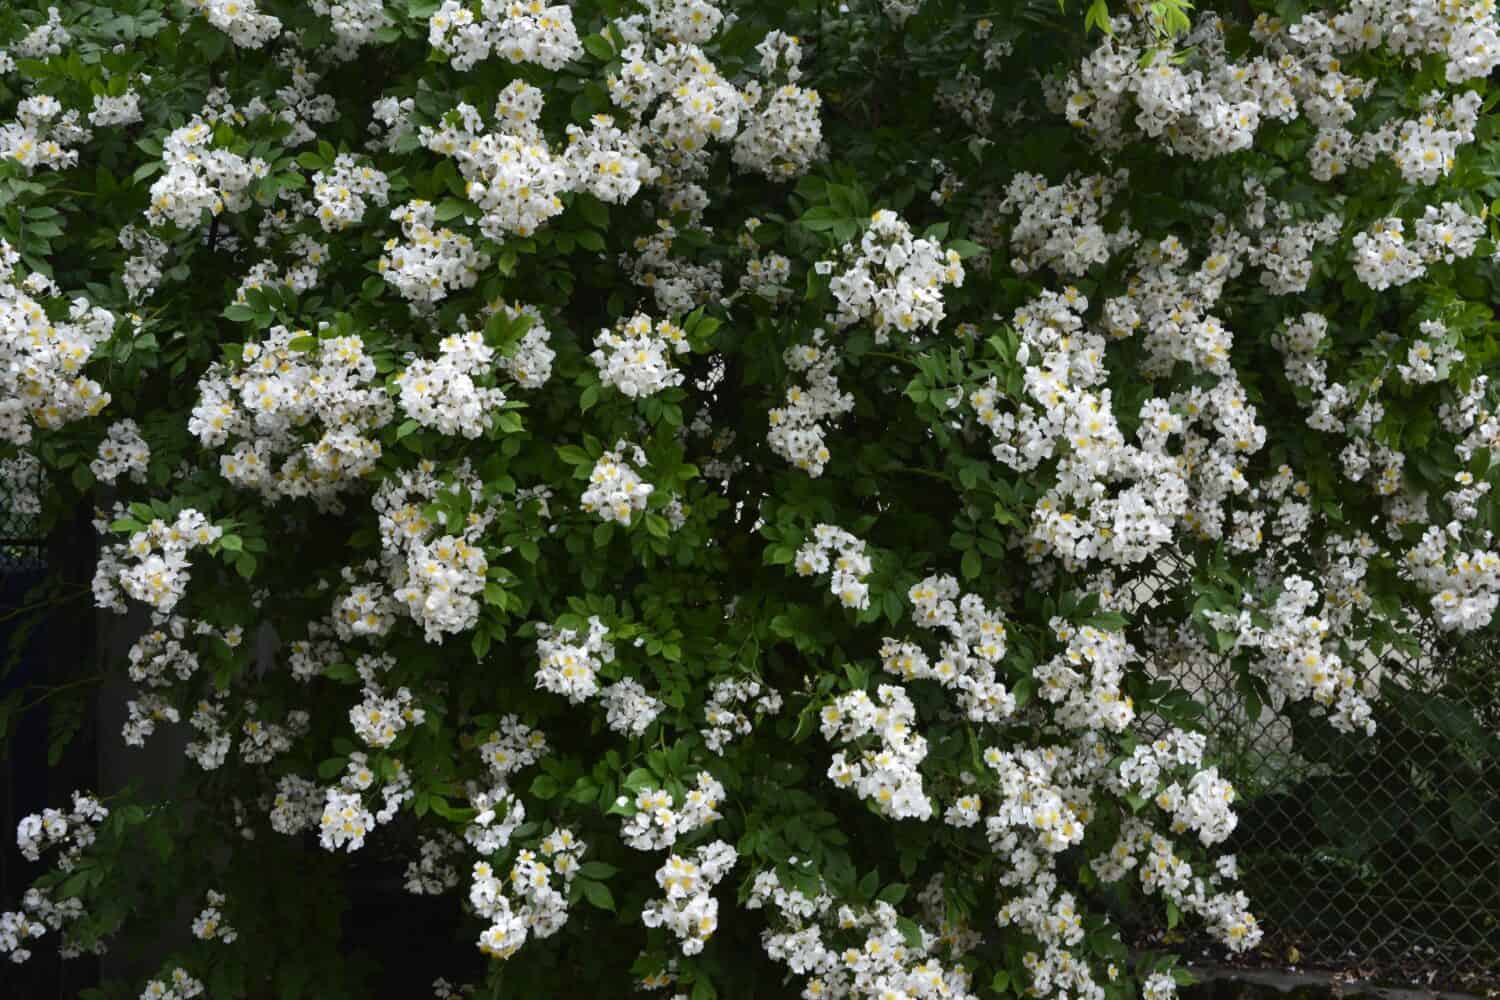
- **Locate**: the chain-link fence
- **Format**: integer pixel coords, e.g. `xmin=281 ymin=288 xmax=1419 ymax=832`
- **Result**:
xmin=0 ymin=458 xmax=46 ymax=572
xmin=1127 ymin=556 xmax=1500 ymax=988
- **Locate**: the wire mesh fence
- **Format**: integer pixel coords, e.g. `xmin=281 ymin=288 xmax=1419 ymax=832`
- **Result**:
xmin=1127 ymin=555 xmax=1500 ymax=987
xmin=0 ymin=458 xmax=46 ymax=573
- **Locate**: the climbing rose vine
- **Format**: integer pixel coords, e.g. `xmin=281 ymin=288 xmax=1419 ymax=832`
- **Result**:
xmin=2 ymin=0 xmax=1499 ymax=996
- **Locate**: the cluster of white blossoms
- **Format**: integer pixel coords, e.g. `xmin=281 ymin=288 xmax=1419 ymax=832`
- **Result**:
xmin=484 ymin=300 xmax=557 ymax=388
xmin=608 ymin=40 xmax=744 ymax=159
xmin=1096 ymin=818 xmax=1262 ymax=955
xmin=426 ymin=93 xmax=570 ymax=240
xmin=534 ymin=615 xmax=616 ymax=704
xmin=124 ymin=616 xmax=232 ymax=691
xmin=428 ymin=0 xmax=583 ymax=72
xmin=189 ymin=0 xmax=282 ymax=49
xmin=564 ymin=113 xmax=660 ymax=204
xmin=994 ymin=172 xmax=1135 ymax=277
xmin=424 ymin=80 xmax=659 ymax=240
xmin=973 ymin=287 xmax=1266 ymax=572
xmin=1240 ymin=194 xmax=1343 ymax=295
xmin=732 ymin=79 xmax=823 ymax=179
xmin=599 ymin=676 xmax=665 ymax=737
xmin=139 ymin=968 xmax=206 ymax=1000
xmin=1063 ymin=2 xmax=1494 ymax=166
xmin=883 ymin=575 xmax=1016 ymax=724
xmin=93 ymin=509 xmax=221 ymax=615
xmin=7 ymin=7 xmax=70 ymax=61
xmin=15 ymin=791 xmax=107 ymax=866
xmin=1332 ymin=0 xmax=1500 ymax=83
xmin=189 ymin=890 xmax=236 ymax=944
xmin=1031 ymin=619 xmax=1139 ymax=733
xmin=1403 ymin=526 xmax=1500 ymax=633
xmin=1207 ymin=576 xmax=1375 ymax=734
xmin=590 ymin=313 xmax=689 ymax=398
xmin=0 ymin=241 xmax=114 ymax=445
xmin=308 ymin=0 xmax=392 ymax=58
xmin=700 ymin=676 xmax=783 ymax=753
xmin=640 ymin=840 xmax=737 ymax=956
xmin=967 ymin=722 xmax=1257 ymax=1000
xmin=1269 ymin=311 xmax=1421 ymax=508
xmin=526 ymin=659 xmax=649 ymax=769
xmin=266 ymin=774 xmax=323 ymax=836
xmin=1 ymin=93 xmax=90 ymax=172
xmin=90 ymin=418 xmax=150 ymax=484
xmin=822 ymin=684 xmax=932 ymax=821
xmin=189 ymin=327 xmax=392 ymax=506
xmin=623 ymin=216 xmax=725 ymax=315
xmin=984 ymin=744 xmax=1090 ymax=858
xmin=2 ymin=886 xmax=89 ymax=965
xmin=618 ymin=771 xmax=725 ymax=851
xmin=379 ymin=200 xmax=491 ymax=307
xmin=145 ymin=117 xmax=269 ymax=229
xmin=1349 ymin=207 xmax=1484 ymax=291
xmin=470 ymin=829 xmax=587 ymax=961
xmin=1 ymin=908 xmax=44 ymax=965
xmin=465 ymin=717 xmax=546 ymax=854
xmin=767 ymin=331 xmax=852 ymax=477
xmin=604 ymin=3 xmax=823 ymax=181
xmin=88 ymin=90 xmax=143 ymax=128
xmin=378 ymin=480 xmax=495 ymax=643
xmin=3 ymin=792 xmax=108 ymax=964
xmin=1397 ymin=320 xmax=1465 ymax=384
xmin=122 ymin=691 xmax=181 ymax=748
xmin=396 ymin=331 xmax=508 ymax=438
xmin=794 ymin=523 xmax=872 ymax=611
xmin=309 ymin=154 xmax=390 ymax=231
xmin=748 ymin=870 xmax=979 ymax=1000
xmin=318 ymin=752 xmax=412 ymax=852
xmin=739 ymin=249 xmax=793 ymax=302
xmin=581 ymin=441 xmax=655 ymax=526
xmin=238 ymin=702 xmax=309 ymax=766
xmin=404 ymin=831 xmax=464 ymax=896
xmin=349 ymin=653 xmax=426 ymax=749
xmin=826 ymin=210 xmax=964 ymax=341
xmin=1388 ymin=91 xmax=1484 ymax=185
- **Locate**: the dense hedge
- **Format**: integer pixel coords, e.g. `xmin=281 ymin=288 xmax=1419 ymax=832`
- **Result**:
xmin=2 ymin=0 xmax=1499 ymax=997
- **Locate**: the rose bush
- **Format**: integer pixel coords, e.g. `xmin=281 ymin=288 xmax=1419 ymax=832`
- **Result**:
xmin=2 ymin=0 xmax=1499 ymax=996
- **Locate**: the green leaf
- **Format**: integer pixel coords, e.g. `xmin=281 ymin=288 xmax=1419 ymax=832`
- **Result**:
xmin=580 ymin=879 xmax=615 ymax=911
xmin=582 ymin=33 xmax=615 ymax=61
xmin=530 ymin=774 xmax=561 ymax=800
